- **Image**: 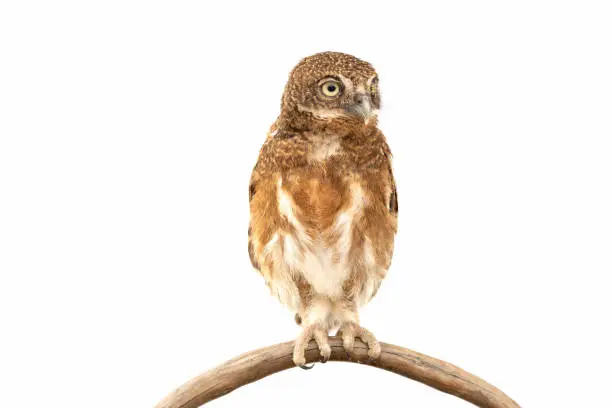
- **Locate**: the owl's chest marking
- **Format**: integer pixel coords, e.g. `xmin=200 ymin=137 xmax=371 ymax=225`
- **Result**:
xmin=276 ymin=177 xmax=365 ymax=300
xmin=307 ymin=135 xmax=341 ymax=162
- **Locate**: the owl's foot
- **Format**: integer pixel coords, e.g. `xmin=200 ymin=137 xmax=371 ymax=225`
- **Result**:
xmin=293 ymin=324 xmax=331 ymax=368
xmin=337 ymin=322 xmax=381 ymax=362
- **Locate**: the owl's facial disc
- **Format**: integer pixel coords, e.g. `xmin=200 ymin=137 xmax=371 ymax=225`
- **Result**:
xmin=295 ymin=73 xmax=379 ymax=124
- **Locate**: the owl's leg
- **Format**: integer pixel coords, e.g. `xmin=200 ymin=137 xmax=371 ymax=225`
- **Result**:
xmin=292 ymin=298 xmax=332 ymax=367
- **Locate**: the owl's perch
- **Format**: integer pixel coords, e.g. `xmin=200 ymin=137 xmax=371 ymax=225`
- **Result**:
xmin=155 ymin=337 xmax=519 ymax=408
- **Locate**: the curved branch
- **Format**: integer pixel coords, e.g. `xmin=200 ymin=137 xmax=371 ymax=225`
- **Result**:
xmin=155 ymin=337 xmax=520 ymax=408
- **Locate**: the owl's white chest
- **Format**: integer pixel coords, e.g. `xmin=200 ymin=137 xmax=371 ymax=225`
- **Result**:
xmin=284 ymin=214 xmax=355 ymax=300
xmin=270 ymin=178 xmax=366 ymax=300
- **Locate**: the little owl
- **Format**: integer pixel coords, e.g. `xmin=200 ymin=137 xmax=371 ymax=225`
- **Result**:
xmin=248 ymin=52 xmax=398 ymax=367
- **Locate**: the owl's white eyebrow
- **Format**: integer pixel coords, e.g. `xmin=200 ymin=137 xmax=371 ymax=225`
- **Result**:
xmin=337 ymin=74 xmax=353 ymax=92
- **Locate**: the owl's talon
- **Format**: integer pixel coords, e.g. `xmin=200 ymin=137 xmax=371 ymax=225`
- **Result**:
xmin=338 ymin=322 xmax=381 ymax=363
xmin=292 ymin=324 xmax=330 ymax=367
xmin=368 ymin=341 xmax=382 ymax=360
xmin=367 ymin=344 xmax=381 ymax=365
xmin=319 ymin=344 xmax=331 ymax=363
xmin=300 ymin=362 xmax=315 ymax=370
xmin=342 ymin=334 xmax=355 ymax=354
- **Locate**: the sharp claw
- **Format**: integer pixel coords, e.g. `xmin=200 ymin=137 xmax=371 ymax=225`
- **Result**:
xmin=319 ymin=344 xmax=331 ymax=364
xmin=300 ymin=362 xmax=315 ymax=370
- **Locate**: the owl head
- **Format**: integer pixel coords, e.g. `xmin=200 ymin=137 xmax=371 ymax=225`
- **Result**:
xmin=279 ymin=52 xmax=380 ymax=129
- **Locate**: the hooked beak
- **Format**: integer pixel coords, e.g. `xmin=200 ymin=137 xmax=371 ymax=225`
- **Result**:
xmin=348 ymin=92 xmax=376 ymax=123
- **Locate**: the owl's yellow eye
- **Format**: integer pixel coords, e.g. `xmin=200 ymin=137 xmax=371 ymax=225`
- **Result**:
xmin=321 ymin=80 xmax=341 ymax=97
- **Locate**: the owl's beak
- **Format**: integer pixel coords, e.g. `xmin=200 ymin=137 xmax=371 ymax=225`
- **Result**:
xmin=348 ymin=92 xmax=376 ymax=123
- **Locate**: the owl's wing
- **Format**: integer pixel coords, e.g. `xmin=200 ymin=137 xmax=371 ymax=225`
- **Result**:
xmin=248 ymin=167 xmax=261 ymax=272
xmin=247 ymin=126 xmax=279 ymax=274
xmin=382 ymin=140 xmax=399 ymax=216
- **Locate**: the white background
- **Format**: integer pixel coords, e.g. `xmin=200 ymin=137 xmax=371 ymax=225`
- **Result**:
xmin=1 ymin=1 xmax=611 ymax=407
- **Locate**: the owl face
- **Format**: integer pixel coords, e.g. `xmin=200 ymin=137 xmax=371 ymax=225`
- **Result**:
xmin=281 ymin=52 xmax=380 ymax=124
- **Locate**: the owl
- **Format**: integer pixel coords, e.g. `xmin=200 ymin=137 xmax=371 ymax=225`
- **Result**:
xmin=248 ymin=52 xmax=398 ymax=367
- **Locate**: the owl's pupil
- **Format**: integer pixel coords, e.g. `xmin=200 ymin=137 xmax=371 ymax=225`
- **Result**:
xmin=327 ymin=85 xmax=336 ymax=92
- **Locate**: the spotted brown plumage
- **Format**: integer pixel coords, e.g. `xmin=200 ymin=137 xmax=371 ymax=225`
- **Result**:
xmin=248 ymin=52 xmax=398 ymax=367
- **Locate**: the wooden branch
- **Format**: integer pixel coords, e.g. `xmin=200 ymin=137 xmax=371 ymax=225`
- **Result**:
xmin=155 ymin=337 xmax=520 ymax=408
